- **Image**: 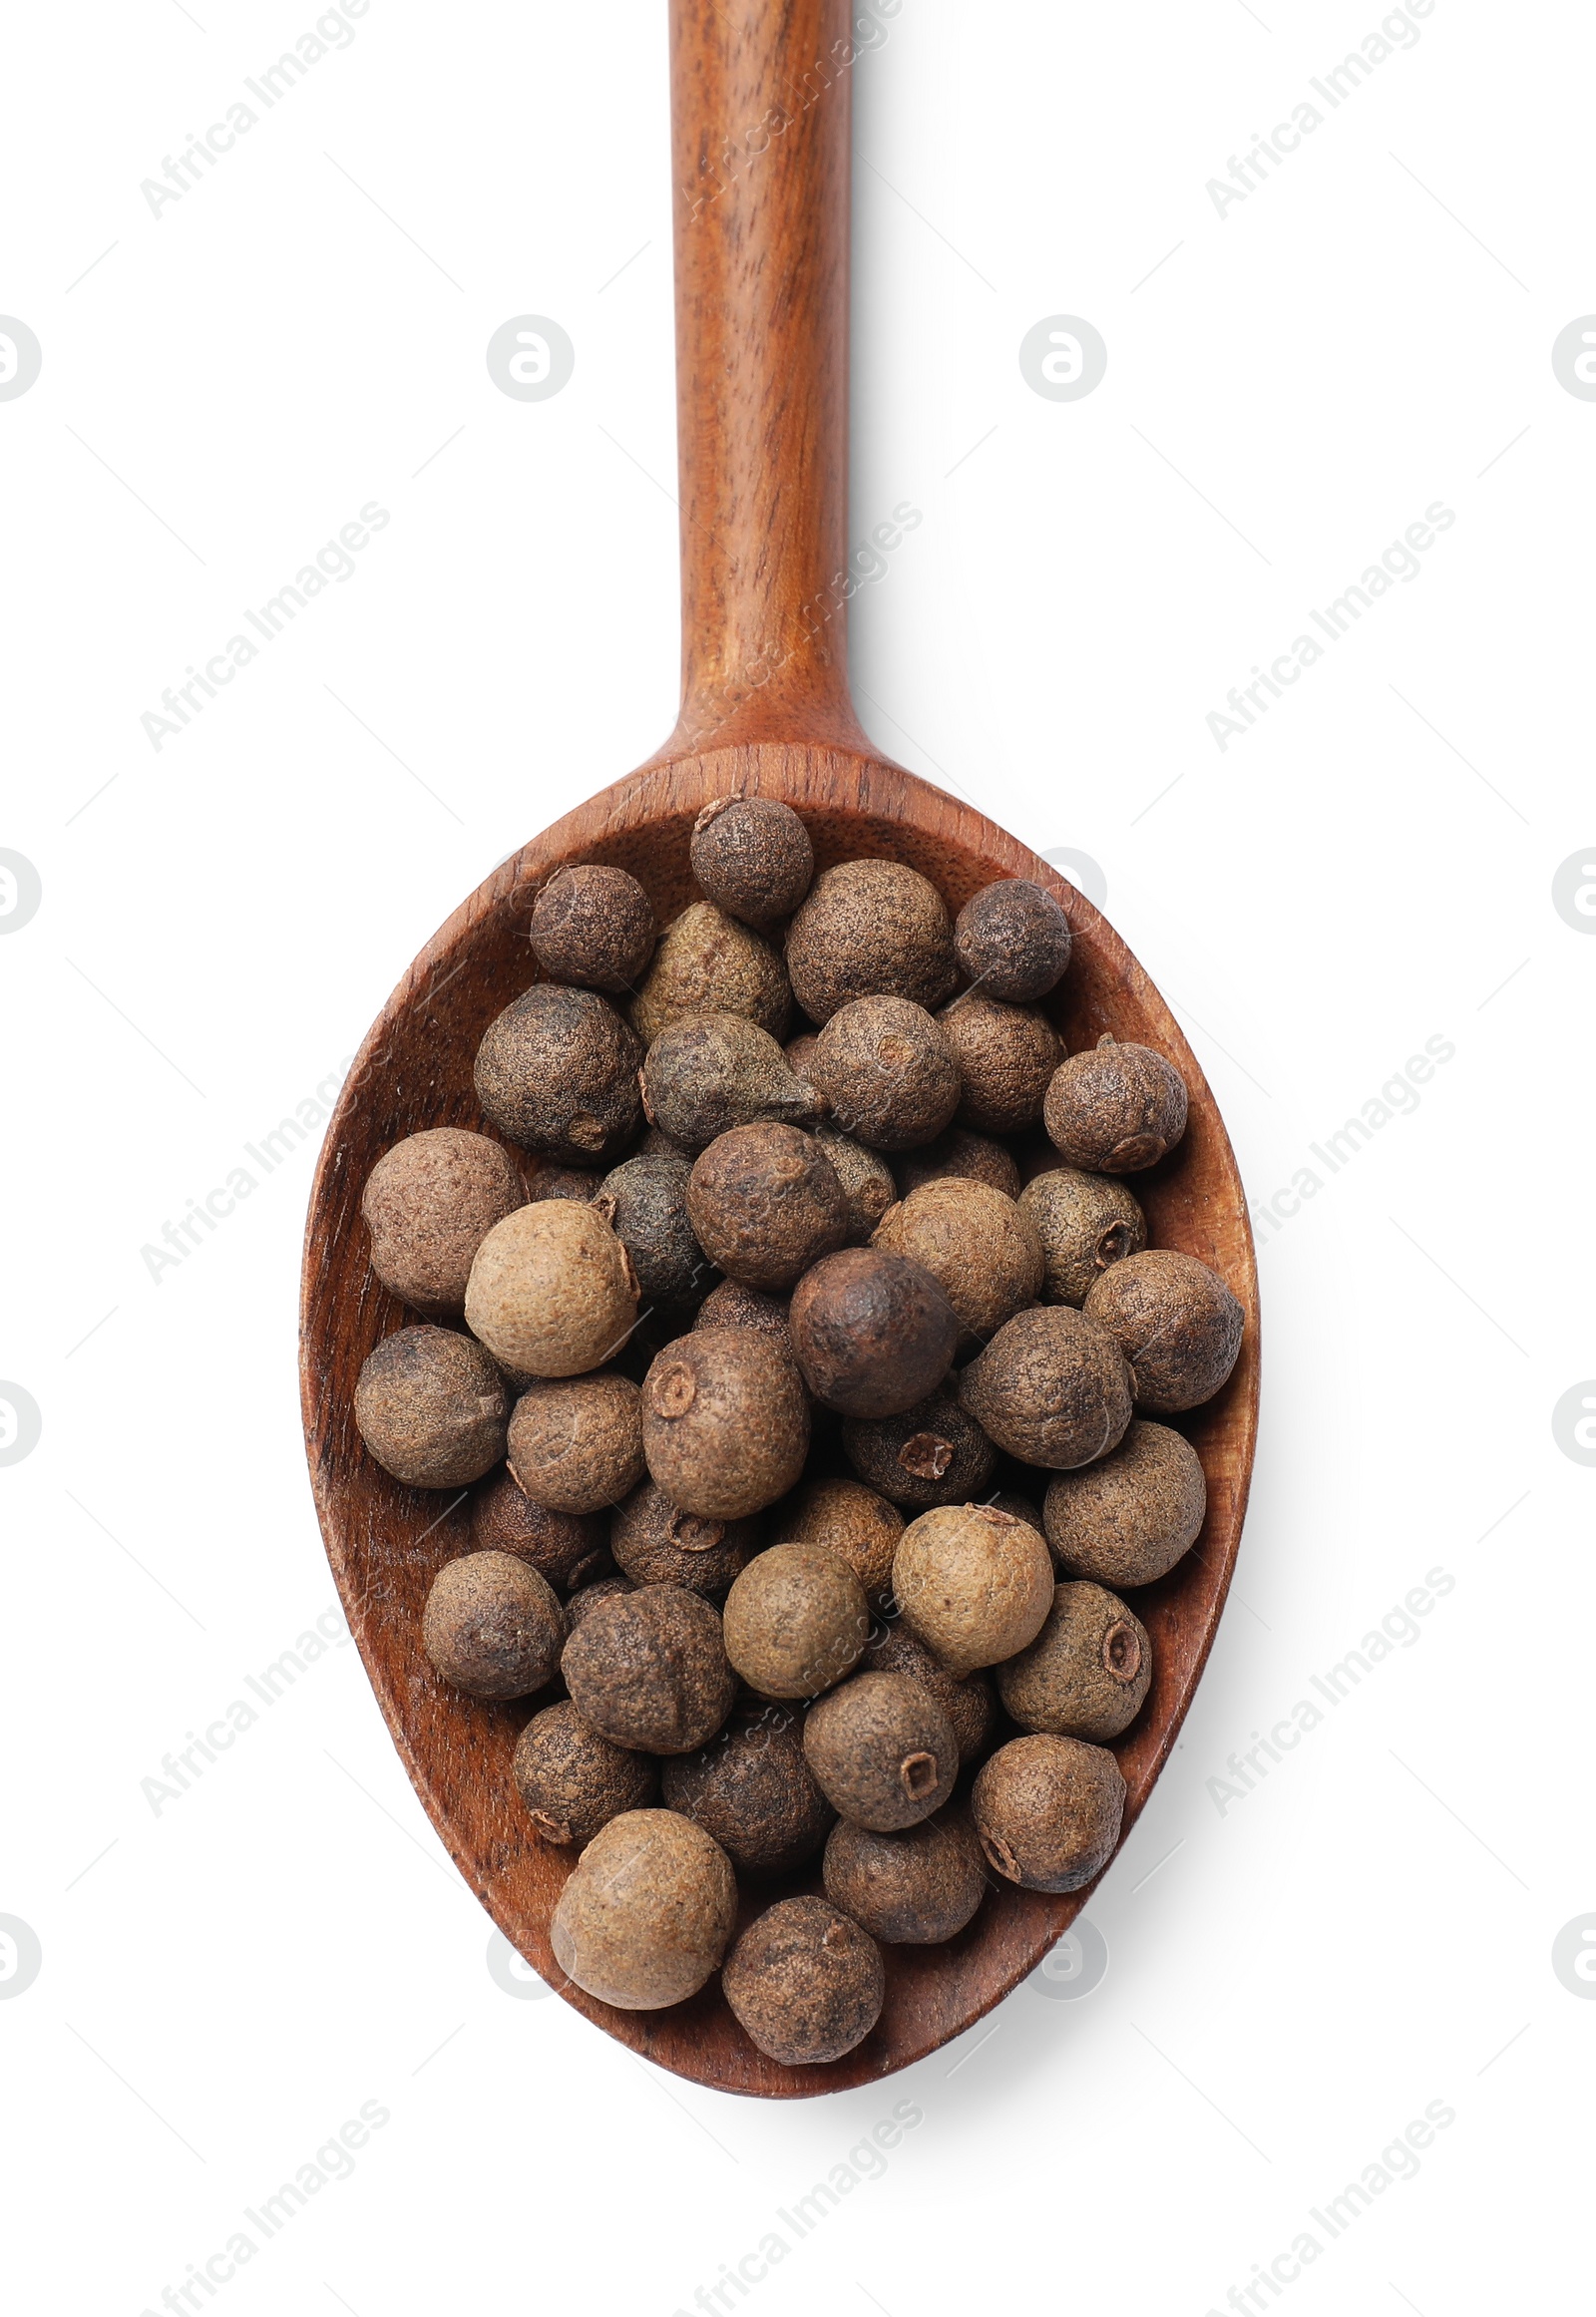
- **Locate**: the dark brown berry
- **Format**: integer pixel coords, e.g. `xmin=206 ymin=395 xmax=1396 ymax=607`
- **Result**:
xmin=1043 ymin=1419 xmax=1207 ymax=1587
xmin=641 ymin=1328 xmax=810 ymax=1519
xmin=774 ymin=1477 xmax=903 ymax=1608
xmin=722 ymin=1894 xmax=884 ymax=2065
xmin=686 ymin=1123 xmax=850 ymax=1290
xmin=804 ymin=1671 xmax=958 ymax=1829
xmin=823 ymin=1807 xmax=988 ymax=1944
xmin=893 ymin=1504 xmax=1054 ymax=1674
xmin=959 ymin=1308 xmax=1134 ymax=1468
xmin=722 ymin=1542 xmax=871 ymax=1699
xmin=808 ymin=996 xmax=962 ymax=1151
xmin=872 ymin=1177 xmax=1044 ymax=1348
xmin=938 ymin=996 xmax=1061 ymax=1135
xmin=513 ymin=1700 xmax=657 ymax=1844
xmin=561 ymin=1583 xmax=735 ymax=1752
xmin=421 ymin=1550 xmax=565 ymax=1699
xmin=997 ymin=1582 xmax=1151 ymax=1739
xmin=862 ymin=1624 xmax=995 ymax=1766
xmin=1019 ymin=1166 xmax=1147 ymax=1306
xmin=788 ymin=1246 xmax=958 ymax=1417
xmin=361 ymin=1129 xmax=524 ymax=1319
xmin=528 ymin=864 xmax=655 ymax=992
xmin=812 ymin=1123 xmax=897 ymax=1243
xmin=600 ymin=1153 xmax=709 ymax=1306
xmin=566 ymin=1573 xmax=634 ymax=1629
xmin=629 ymin=903 xmax=792 ymax=1042
xmin=972 ymin=1734 xmax=1125 ymax=1892
xmin=842 ymin=1385 xmax=996 ymax=1509
xmin=661 ymin=1702 xmax=834 ymax=1874
xmin=639 ymin=1012 xmax=824 ymax=1154
xmin=693 ymin=1280 xmax=790 ymax=1340
xmin=690 ymin=796 xmax=815 ymax=925
xmin=525 ymin=1164 xmax=605 ymax=1203
xmin=507 ymin=1372 xmax=644 ymax=1514
xmin=786 ymin=860 xmax=958 ymax=1022
xmin=550 ymin=1808 xmax=737 ymax=2008
xmin=464 ymin=1200 xmax=639 ymax=1378
xmin=1043 ymin=1035 xmax=1188 ymax=1172
xmin=471 ymin=1466 xmax=610 ymax=1591
xmin=475 ymin=983 xmax=643 ymax=1164
xmin=954 ymin=879 xmax=1072 ymax=1002
xmin=896 ymin=1129 xmax=1020 ymax=1201
xmin=1083 ymin=1249 xmax=1245 ymax=1412
xmin=354 ymin=1327 xmax=508 ymax=1488
xmin=609 ymin=1478 xmax=758 ymax=1598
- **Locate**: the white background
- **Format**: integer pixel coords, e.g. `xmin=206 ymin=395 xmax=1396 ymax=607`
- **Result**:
xmin=2 ymin=1 xmax=1590 ymax=2311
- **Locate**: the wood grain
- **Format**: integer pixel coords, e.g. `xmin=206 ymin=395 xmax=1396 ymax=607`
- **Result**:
xmin=298 ymin=0 xmax=1259 ymax=2101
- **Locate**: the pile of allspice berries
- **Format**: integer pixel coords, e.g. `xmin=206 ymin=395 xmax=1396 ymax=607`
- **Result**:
xmin=351 ymin=797 xmax=1244 ymax=2070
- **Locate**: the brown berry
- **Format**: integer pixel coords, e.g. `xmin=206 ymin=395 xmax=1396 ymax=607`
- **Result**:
xmin=513 ymin=1701 xmax=657 ymax=1845
xmin=561 ymin=1583 xmax=735 ymax=1752
xmin=600 ymin=1153 xmax=709 ymax=1306
xmin=1019 ymin=1166 xmax=1147 ymax=1307
xmin=1083 ymin=1249 xmax=1245 ymax=1413
xmin=954 ymin=879 xmax=1072 ymax=1002
xmin=808 ymin=995 xmax=962 ymax=1152
xmin=937 ymin=996 xmax=1061 ymax=1136
xmin=526 ymin=1164 xmax=605 ymax=1203
xmin=823 ymin=1807 xmax=987 ymax=1944
xmin=550 ymin=1808 xmax=737 ymax=2008
xmin=896 ymin=1129 xmax=1020 ymax=1201
xmin=786 ymin=860 xmax=958 ymax=1022
xmin=639 ymin=1012 xmax=824 ymax=1154
xmin=842 ymin=1385 xmax=996 ymax=1509
xmin=722 ymin=1542 xmax=871 ymax=1699
xmin=722 ymin=1895 xmax=884 ymax=2065
xmin=1043 ymin=1419 xmax=1207 ymax=1587
xmin=997 ymin=1582 xmax=1151 ymax=1739
xmin=862 ymin=1624 xmax=996 ymax=1765
xmin=686 ymin=1124 xmax=849 ymax=1290
xmin=871 ymin=1177 xmax=1044 ymax=1348
xmin=785 ymin=1030 xmax=820 ymax=1081
xmin=690 ymin=796 xmax=815 ymax=925
xmin=893 ymin=1503 xmax=1054 ymax=1675
xmin=475 ymin=983 xmax=643 ymax=1164
xmin=972 ymin=1734 xmax=1125 ymax=1892
xmin=354 ymin=1327 xmax=508 ymax=1488
xmin=959 ymin=1308 xmax=1133 ymax=1468
xmin=661 ymin=1702 xmax=833 ymax=1874
xmin=361 ymin=1129 xmax=524 ymax=1319
xmin=421 ymin=1550 xmax=564 ymax=1699
xmin=609 ymin=1478 xmax=758 ymax=1598
xmin=629 ymin=902 xmax=792 ymax=1042
xmin=693 ymin=1279 xmax=790 ymax=1340
xmin=528 ymin=863 xmax=655 ymax=992
xmin=566 ymin=1573 xmax=633 ymax=1629
xmin=804 ymin=1672 xmax=958 ymax=1829
xmin=788 ymin=1246 xmax=958 ymax=1417
xmin=774 ymin=1477 xmax=903 ymax=1608
xmin=507 ymin=1372 xmax=644 ymax=1514
xmin=465 ymin=1200 xmax=638 ymax=1379
xmin=641 ymin=1328 xmax=810 ymax=1520
xmin=1043 ymin=1035 xmax=1188 ymax=1172
xmin=471 ymin=1466 xmax=610 ymax=1590
xmin=812 ymin=1123 xmax=897 ymax=1244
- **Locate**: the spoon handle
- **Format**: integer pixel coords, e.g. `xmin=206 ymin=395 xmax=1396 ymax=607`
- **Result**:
xmin=667 ymin=0 xmax=870 ymax=757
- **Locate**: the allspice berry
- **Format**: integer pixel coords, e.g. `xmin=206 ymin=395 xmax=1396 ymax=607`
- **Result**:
xmin=629 ymin=902 xmax=792 ymax=1042
xmin=528 ymin=863 xmax=655 ymax=993
xmin=526 ymin=1164 xmax=604 ymax=1203
xmin=722 ymin=1895 xmax=884 ymax=2066
xmin=938 ymin=996 xmax=1061 ymax=1135
xmin=722 ymin=1542 xmax=870 ymax=1699
xmin=354 ymin=1327 xmax=508 ymax=1488
xmin=1083 ymin=1249 xmax=1245 ymax=1412
xmin=786 ymin=860 xmax=958 ymax=1022
xmin=998 ymin=1582 xmax=1152 ymax=1740
xmin=550 ymin=1808 xmax=737 ymax=2008
xmin=507 ymin=1372 xmax=644 ymax=1513
xmin=513 ymin=1701 xmax=657 ymax=1845
xmin=812 ymin=1123 xmax=897 ymax=1244
xmin=465 ymin=1200 xmax=638 ymax=1378
xmin=475 ymin=983 xmax=643 ymax=1164
xmin=640 ymin=1012 xmax=823 ymax=1150
xmin=824 ymin=1808 xmax=988 ymax=1944
xmin=471 ymin=1466 xmax=610 ymax=1591
xmin=566 ymin=1573 xmax=633 ymax=1629
xmin=808 ymin=996 xmax=962 ymax=1152
xmin=774 ymin=1477 xmax=903 ymax=1608
xmin=1020 ymin=1166 xmax=1147 ymax=1307
xmin=600 ymin=1153 xmax=708 ymax=1306
xmin=896 ymin=1128 xmax=1020 ymax=1202
xmin=609 ymin=1478 xmax=758 ymax=1598
xmin=690 ymin=796 xmax=815 ymax=925
xmin=893 ymin=1504 xmax=1054 ymax=1675
xmin=803 ymin=1672 xmax=958 ymax=1830
xmin=785 ymin=1030 xmax=820 ymax=1082
xmin=361 ymin=1129 xmax=524 ymax=1318
xmin=842 ymin=1385 xmax=996 ymax=1510
xmin=693 ymin=1279 xmax=790 ymax=1341
xmin=871 ymin=1177 xmax=1044 ymax=1347
xmin=686 ymin=1123 xmax=849 ymax=1290
xmin=954 ymin=878 xmax=1072 ymax=1002
xmin=641 ymin=1329 xmax=810 ymax=1520
xmin=561 ymin=1583 xmax=735 ymax=1752
xmin=972 ymin=1734 xmax=1125 ymax=1893
xmin=662 ymin=1703 xmax=834 ymax=1874
xmin=1043 ymin=1035 xmax=1189 ymax=1172
xmin=863 ymin=1624 xmax=995 ymax=1766
xmin=1043 ymin=1419 xmax=1207 ymax=1588
xmin=959 ymin=1307 xmax=1133 ymax=1468
xmin=789 ymin=1247 xmax=958 ymax=1417
xmin=421 ymin=1550 xmax=565 ymax=1699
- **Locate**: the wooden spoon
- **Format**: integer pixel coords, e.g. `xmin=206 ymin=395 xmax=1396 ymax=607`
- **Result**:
xmin=300 ymin=0 xmax=1259 ymax=2098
